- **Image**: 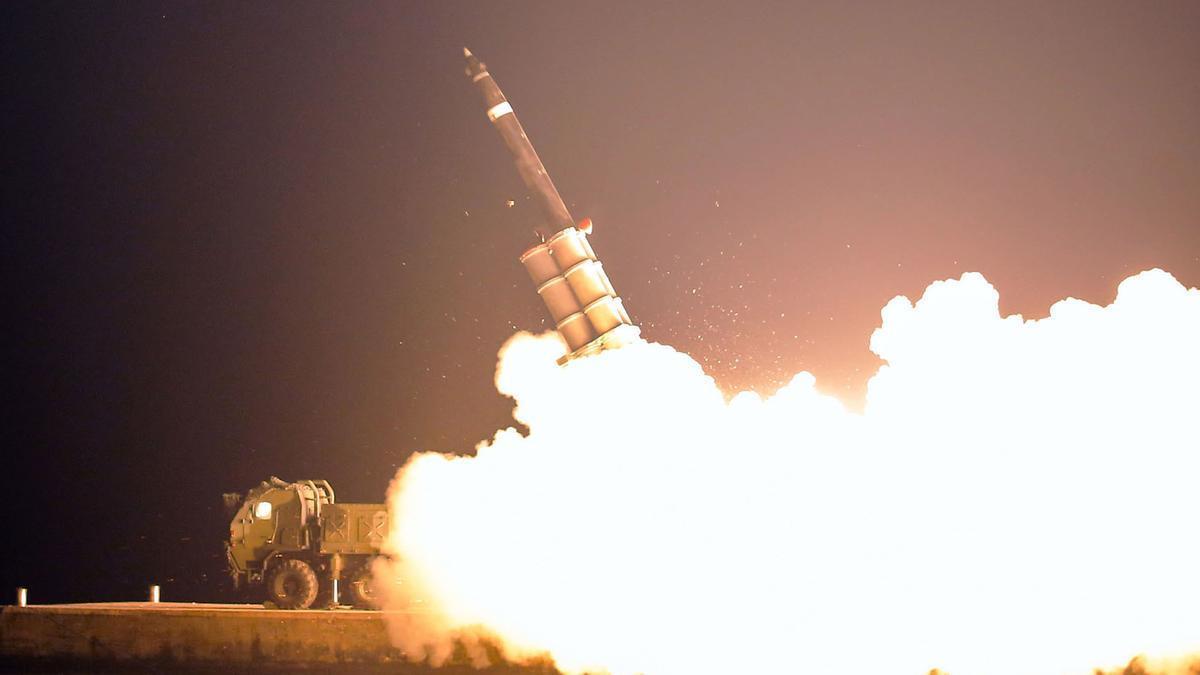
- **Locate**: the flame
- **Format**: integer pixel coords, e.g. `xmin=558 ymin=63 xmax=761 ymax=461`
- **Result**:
xmin=377 ymin=269 xmax=1200 ymax=675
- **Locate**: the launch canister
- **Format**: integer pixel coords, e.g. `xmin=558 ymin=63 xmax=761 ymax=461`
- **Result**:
xmin=464 ymin=48 xmax=573 ymax=239
xmin=464 ymin=48 xmax=639 ymax=362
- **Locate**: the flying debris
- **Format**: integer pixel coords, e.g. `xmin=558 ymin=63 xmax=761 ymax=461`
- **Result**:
xmin=464 ymin=48 xmax=639 ymax=363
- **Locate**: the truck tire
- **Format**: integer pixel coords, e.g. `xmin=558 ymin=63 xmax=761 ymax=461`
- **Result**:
xmin=348 ymin=565 xmax=379 ymax=609
xmin=267 ymin=559 xmax=319 ymax=610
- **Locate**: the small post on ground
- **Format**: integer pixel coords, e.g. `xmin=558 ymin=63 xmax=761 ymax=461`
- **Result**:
xmin=331 ymin=578 xmax=339 ymax=606
xmin=16 ymin=587 xmax=27 ymax=607
xmin=149 ymin=584 xmax=160 ymax=603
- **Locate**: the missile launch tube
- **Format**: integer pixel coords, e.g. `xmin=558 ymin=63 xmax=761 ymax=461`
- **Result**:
xmin=464 ymin=48 xmax=573 ymax=238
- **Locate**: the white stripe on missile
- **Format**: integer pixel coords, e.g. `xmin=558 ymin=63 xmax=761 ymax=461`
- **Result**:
xmin=472 ymin=71 xmax=490 ymax=83
xmin=487 ymin=101 xmax=514 ymax=122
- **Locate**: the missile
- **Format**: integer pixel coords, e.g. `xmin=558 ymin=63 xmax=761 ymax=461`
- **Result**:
xmin=464 ymin=48 xmax=640 ymax=362
xmin=464 ymin=47 xmax=572 ymax=240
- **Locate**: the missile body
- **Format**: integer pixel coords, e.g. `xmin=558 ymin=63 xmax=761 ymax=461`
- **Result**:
xmin=464 ymin=48 xmax=640 ymax=363
xmin=464 ymin=48 xmax=573 ymax=239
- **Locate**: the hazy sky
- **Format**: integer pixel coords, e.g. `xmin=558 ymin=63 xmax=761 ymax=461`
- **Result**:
xmin=4 ymin=1 xmax=1197 ymax=601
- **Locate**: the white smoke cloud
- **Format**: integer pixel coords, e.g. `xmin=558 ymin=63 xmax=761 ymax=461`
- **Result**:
xmin=378 ymin=269 xmax=1200 ymax=675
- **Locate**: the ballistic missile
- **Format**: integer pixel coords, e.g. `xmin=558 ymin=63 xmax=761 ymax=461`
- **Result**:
xmin=463 ymin=47 xmax=573 ymax=240
xmin=463 ymin=48 xmax=639 ymax=362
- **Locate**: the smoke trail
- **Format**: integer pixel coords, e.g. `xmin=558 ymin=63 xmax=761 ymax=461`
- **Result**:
xmin=378 ymin=269 xmax=1200 ymax=675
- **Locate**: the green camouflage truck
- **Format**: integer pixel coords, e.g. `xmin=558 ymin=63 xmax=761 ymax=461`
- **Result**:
xmin=225 ymin=477 xmax=388 ymax=609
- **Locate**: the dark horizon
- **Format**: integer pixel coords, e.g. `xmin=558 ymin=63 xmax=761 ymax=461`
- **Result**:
xmin=4 ymin=0 xmax=1198 ymax=604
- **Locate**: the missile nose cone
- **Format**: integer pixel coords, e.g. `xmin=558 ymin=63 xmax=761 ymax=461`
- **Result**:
xmin=463 ymin=47 xmax=485 ymax=78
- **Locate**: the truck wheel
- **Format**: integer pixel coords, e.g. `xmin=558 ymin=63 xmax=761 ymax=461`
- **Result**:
xmin=348 ymin=566 xmax=378 ymax=609
xmin=267 ymin=559 xmax=319 ymax=609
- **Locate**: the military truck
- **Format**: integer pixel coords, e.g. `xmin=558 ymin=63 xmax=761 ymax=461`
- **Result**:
xmin=225 ymin=477 xmax=388 ymax=609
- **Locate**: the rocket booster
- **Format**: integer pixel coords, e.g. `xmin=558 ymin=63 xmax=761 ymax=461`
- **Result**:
xmin=464 ymin=48 xmax=639 ymax=362
xmin=464 ymin=48 xmax=573 ymax=239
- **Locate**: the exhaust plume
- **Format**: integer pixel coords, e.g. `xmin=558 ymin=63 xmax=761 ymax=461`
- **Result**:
xmin=378 ymin=269 xmax=1200 ymax=675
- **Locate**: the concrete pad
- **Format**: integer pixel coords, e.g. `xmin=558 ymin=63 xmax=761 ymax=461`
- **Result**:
xmin=0 ymin=602 xmax=558 ymax=672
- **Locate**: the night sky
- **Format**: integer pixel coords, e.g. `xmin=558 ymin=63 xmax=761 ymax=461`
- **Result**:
xmin=4 ymin=1 xmax=1198 ymax=604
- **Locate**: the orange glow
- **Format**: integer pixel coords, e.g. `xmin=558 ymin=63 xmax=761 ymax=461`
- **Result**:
xmin=378 ymin=269 xmax=1200 ymax=675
